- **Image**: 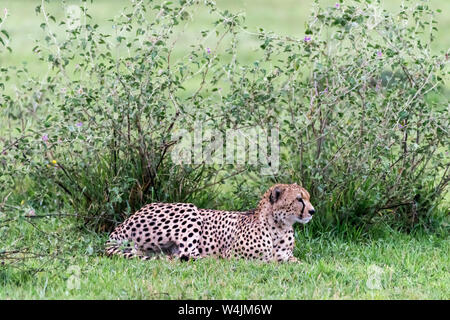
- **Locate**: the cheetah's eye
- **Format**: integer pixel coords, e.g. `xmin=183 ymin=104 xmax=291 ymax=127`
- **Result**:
xmin=296 ymin=195 xmax=302 ymax=202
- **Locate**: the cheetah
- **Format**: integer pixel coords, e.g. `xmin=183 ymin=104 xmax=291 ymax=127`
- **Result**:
xmin=105 ymin=183 xmax=315 ymax=262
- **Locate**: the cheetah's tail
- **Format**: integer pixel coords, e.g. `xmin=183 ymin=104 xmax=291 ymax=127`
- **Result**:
xmin=105 ymin=239 xmax=153 ymax=261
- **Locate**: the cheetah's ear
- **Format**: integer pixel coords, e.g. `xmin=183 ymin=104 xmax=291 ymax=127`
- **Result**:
xmin=269 ymin=186 xmax=282 ymax=204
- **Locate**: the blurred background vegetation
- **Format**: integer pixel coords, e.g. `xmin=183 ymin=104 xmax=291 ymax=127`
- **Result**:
xmin=1 ymin=0 xmax=449 ymax=75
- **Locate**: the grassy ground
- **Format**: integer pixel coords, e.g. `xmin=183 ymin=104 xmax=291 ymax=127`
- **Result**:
xmin=1 ymin=215 xmax=449 ymax=299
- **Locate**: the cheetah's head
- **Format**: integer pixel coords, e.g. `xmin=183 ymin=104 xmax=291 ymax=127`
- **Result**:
xmin=263 ymin=183 xmax=315 ymax=226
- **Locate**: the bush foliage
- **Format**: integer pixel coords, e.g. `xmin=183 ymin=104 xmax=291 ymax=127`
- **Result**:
xmin=0 ymin=0 xmax=448 ymax=232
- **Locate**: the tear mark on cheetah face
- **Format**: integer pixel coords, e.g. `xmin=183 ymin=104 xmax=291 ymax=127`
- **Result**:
xmin=266 ymin=183 xmax=315 ymax=226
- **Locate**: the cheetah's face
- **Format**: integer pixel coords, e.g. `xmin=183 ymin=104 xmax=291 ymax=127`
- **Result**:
xmin=269 ymin=184 xmax=315 ymax=226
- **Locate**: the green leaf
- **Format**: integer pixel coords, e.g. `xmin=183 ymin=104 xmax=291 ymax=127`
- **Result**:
xmin=1 ymin=30 xmax=9 ymax=39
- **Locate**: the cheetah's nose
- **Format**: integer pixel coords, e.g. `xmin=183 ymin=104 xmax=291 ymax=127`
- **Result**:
xmin=309 ymin=209 xmax=315 ymax=215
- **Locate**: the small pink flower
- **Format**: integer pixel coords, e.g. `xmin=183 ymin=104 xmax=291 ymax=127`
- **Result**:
xmin=42 ymin=134 xmax=49 ymax=142
xmin=77 ymin=88 xmax=83 ymax=94
xmin=206 ymin=47 xmax=211 ymax=54
xmin=335 ymin=3 xmax=340 ymax=9
xmin=4 ymin=8 xmax=7 ymax=16
xmin=375 ymin=80 xmax=382 ymax=92
xmin=76 ymin=122 xmax=83 ymax=127
xmin=27 ymin=209 xmax=36 ymax=216
xmin=376 ymin=50 xmax=383 ymax=58
xmin=304 ymin=36 xmax=312 ymax=43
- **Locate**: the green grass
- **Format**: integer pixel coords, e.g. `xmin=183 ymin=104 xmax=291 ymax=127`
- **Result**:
xmin=1 ymin=215 xmax=448 ymax=299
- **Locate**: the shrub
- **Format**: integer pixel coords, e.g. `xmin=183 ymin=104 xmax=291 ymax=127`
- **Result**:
xmin=0 ymin=0 xmax=243 ymax=230
xmin=0 ymin=0 xmax=448 ymax=232
xmin=237 ymin=0 xmax=449 ymax=230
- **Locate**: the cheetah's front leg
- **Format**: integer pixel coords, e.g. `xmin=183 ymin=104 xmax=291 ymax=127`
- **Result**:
xmin=273 ymin=229 xmax=298 ymax=262
xmin=272 ymin=249 xmax=298 ymax=262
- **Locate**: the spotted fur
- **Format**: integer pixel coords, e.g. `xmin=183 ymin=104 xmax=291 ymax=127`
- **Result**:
xmin=105 ymin=183 xmax=315 ymax=262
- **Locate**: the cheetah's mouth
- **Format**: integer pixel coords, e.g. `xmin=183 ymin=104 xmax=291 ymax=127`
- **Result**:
xmin=295 ymin=216 xmax=312 ymax=224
